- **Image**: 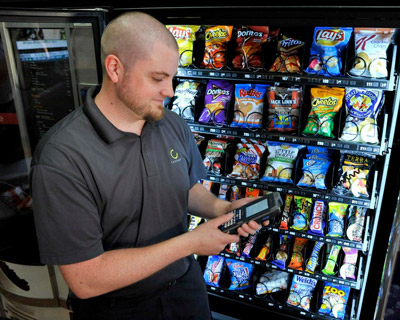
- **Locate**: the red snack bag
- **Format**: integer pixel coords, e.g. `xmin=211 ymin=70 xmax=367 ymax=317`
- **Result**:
xmin=232 ymin=26 xmax=269 ymax=70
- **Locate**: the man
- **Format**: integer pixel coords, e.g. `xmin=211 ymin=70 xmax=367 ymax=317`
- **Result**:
xmin=30 ymin=11 xmax=264 ymax=320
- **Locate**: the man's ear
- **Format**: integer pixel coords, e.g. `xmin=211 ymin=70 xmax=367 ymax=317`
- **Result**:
xmin=104 ymin=54 xmax=123 ymax=83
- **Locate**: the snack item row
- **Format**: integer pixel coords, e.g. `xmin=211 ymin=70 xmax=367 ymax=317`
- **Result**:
xmin=203 ymin=254 xmax=351 ymax=319
xmin=167 ymin=24 xmax=395 ymax=79
xmin=173 ymin=80 xmax=385 ymax=144
xmin=199 ymin=137 xmax=375 ymax=198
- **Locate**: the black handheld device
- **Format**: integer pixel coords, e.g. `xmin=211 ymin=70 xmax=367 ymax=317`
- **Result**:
xmin=219 ymin=192 xmax=283 ymax=234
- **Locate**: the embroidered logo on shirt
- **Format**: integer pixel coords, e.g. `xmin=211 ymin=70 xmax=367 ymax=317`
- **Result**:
xmin=170 ymin=149 xmax=182 ymax=164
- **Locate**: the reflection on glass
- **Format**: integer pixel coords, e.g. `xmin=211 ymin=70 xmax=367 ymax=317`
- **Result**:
xmin=0 ymin=34 xmax=28 ymax=184
xmin=12 ymin=28 xmax=75 ymax=152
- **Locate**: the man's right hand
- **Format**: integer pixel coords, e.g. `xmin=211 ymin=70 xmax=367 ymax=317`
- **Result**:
xmin=186 ymin=213 xmax=240 ymax=256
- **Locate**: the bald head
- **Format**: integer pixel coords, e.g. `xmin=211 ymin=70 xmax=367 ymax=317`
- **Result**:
xmin=100 ymin=11 xmax=178 ymax=76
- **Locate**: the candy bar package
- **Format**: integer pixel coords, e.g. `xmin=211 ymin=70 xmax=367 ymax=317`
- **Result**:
xmin=306 ymin=27 xmax=353 ymax=77
xmin=203 ymin=255 xmax=225 ymax=287
xmin=327 ymin=202 xmax=349 ymax=238
xmin=202 ymin=26 xmax=233 ymax=69
xmin=349 ymin=28 xmax=395 ymax=78
xmin=171 ymin=79 xmax=205 ymax=121
xmin=346 ymin=206 xmax=367 ymax=242
xmin=255 ymin=233 xmax=273 ymax=261
xmin=261 ymin=142 xmax=305 ymax=184
xmin=232 ymin=26 xmax=269 ymax=70
xmin=267 ymin=86 xmax=302 ymax=133
xmin=290 ymin=196 xmax=312 ymax=231
xmin=256 ymin=270 xmax=289 ymax=295
xmin=279 ymin=194 xmax=294 ymax=230
xmin=334 ymin=153 xmax=374 ymax=198
xmin=167 ymin=25 xmax=200 ymax=67
xmin=340 ymin=247 xmax=358 ymax=280
xmin=226 ymin=258 xmax=254 ymax=290
xmin=322 ymin=244 xmax=341 ymax=276
xmin=340 ymin=87 xmax=384 ymax=144
xmin=228 ymin=139 xmax=266 ymax=180
xmin=231 ymin=83 xmax=269 ymax=129
xmin=199 ymin=79 xmax=233 ymax=125
xmin=303 ymin=86 xmax=345 ymax=138
xmin=308 ymin=200 xmax=327 ymax=236
xmin=240 ymin=233 xmax=258 ymax=258
xmin=269 ymin=35 xmax=305 ymax=74
xmin=305 ymin=241 xmax=325 ymax=274
xmin=318 ymin=281 xmax=351 ymax=320
xmin=286 ymin=274 xmax=318 ymax=311
xmin=288 ymin=237 xmax=308 ymax=271
xmin=188 ymin=215 xmax=202 ymax=231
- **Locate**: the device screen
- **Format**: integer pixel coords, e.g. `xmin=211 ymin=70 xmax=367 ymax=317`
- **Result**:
xmin=245 ymin=198 xmax=269 ymax=217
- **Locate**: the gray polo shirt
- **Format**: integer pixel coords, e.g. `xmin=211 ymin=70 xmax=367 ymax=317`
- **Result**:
xmin=30 ymin=85 xmax=207 ymax=299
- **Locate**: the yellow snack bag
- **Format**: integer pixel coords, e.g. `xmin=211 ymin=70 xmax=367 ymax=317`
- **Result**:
xmin=167 ymin=25 xmax=200 ymax=67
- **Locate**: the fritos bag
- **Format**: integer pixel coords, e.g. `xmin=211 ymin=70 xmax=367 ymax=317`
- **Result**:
xmin=202 ymin=26 xmax=233 ymax=69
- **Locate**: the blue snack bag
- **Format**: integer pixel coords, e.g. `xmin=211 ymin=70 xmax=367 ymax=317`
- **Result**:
xmin=306 ymin=27 xmax=353 ymax=77
xmin=319 ymin=281 xmax=351 ymax=319
xmin=226 ymin=258 xmax=254 ymax=290
xmin=203 ymin=255 xmax=225 ymax=287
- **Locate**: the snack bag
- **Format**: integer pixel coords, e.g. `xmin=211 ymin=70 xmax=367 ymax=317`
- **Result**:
xmin=232 ymin=26 xmax=269 ymax=70
xmin=297 ymin=158 xmax=332 ymax=190
xmin=203 ymin=138 xmax=230 ymax=175
xmin=231 ymin=83 xmax=269 ymax=129
xmin=306 ymin=27 xmax=353 ymax=77
xmin=199 ymin=79 xmax=233 ymax=125
xmin=279 ymin=194 xmax=294 ymax=230
xmin=271 ymin=234 xmax=291 ymax=269
xmin=202 ymin=26 xmax=233 ymax=69
xmin=322 ymin=244 xmax=341 ymax=275
xmin=349 ymin=28 xmax=395 ymax=78
xmin=256 ymin=270 xmax=289 ymax=295
xmin=188 ymin=215 xmax=202 ymax=231
xmin=267 ymin=86 xmax=302 ymax=133
xmin=171 ymin=79 xmax=205 ymax=121
xmin=291 ymin=196 xmax=312 ymax=231
xmin=288 ymin=237 xmax=308 ymax=271
xmin=318 ymin=282 xmax=351 ymax=320
xmin=346 ymin=206 xmax=367 ymax=242
xmin=340 ymin=247 xmax=358 ymax=280
xmin=286 ymin=275 xmax=318 ymax=311
xmin=303 ymin=86 xmax=345 ymax=138
xmin=203 ymin=255 xmax=225 ymax=287
xmin=256 ymin=233 xmax=273 ymax=261
xmin=269 ymin=35 xmax=305 ymax=74
xmin=261 ymin=142 xmax=304 ymax=184
xmin=334 ymin=153 xmax=374 ymax=197
xmin=226 ymin=259 xmax=254 ymax=290
xmin=327 ymin=202 xmax=348 ymax=238
xmin=340 ymin=88 xmax=384 ymax=144
xmin=228 ymin=139 xmax=266 ymax=180
xmin=167 ymin=25 xmax=200 ymax=67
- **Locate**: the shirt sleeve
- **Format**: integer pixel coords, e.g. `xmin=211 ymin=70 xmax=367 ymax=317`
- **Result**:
xmin=31 ymin=159 xmax=104 ymax=265
xmin=184 ymin=124 xmax=207 ymax=188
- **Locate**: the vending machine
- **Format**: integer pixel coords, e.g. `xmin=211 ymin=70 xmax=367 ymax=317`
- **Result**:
xmin=130 ymin=5 xmax=400 ymax=320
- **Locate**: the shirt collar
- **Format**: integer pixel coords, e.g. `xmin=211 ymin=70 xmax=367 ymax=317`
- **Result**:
xmin=83 ymin=85 xmax=163 ymax=144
